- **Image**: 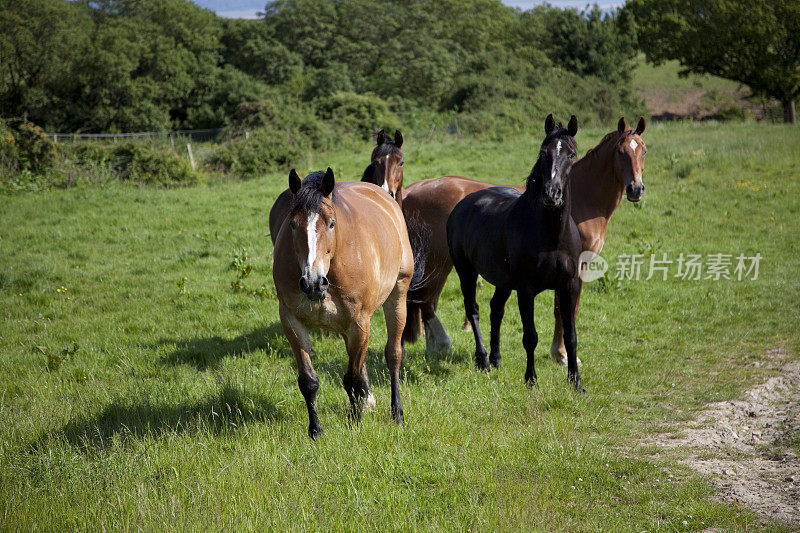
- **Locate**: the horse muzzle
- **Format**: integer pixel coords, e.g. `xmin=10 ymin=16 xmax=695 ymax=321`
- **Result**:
xmin=299 ymin=275 xmax=329 ymax=301
xmin=543 ymin=186 xmax=564 ymax=208
xmin=626 ymin=183 xmax=645 ymax=202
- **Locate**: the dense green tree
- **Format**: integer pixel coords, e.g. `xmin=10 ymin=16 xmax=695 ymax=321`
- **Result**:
xmin=625 ymin=0 xmax=800 ymax=122
xmin=0 ymin=0 xmax=90 ymax=128
xmin=534 ymin=5 xmax=637 ymax=83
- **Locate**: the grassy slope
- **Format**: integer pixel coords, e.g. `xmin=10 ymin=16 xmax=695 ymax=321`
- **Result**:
xmin=632 ymin=55 xmax=740 ymax=92
xmin=1 ymin=122 xmax=799 ymax=531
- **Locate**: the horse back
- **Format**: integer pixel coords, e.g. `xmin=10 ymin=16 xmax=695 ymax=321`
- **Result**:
xmin=447 ymin=186 xmax=521 ymax=288
xmin=331 ymin=182 xmax=414 ymax=305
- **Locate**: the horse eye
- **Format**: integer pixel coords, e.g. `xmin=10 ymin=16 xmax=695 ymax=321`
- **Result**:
xmin=289 ymin=220 xmax=297 ymax=230
xmin=570 ymin=152 xmax=577 ymax=158
xmin=329 ymin=220 xmax=336 ymax=229
xmin=399 ymin=161 xmax=404 ymax=166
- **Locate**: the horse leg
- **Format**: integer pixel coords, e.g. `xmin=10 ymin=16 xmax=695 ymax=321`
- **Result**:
xmin=455 ymin=263 xmax=489 ymax=370
xmin=558 ymin=280 xmax=585 ymax=393
xmin=383 ymin=282 xmax=409 ymax=424
xmin=489 ymin=287 xmax=512 ymax=368
xmin=550 ymin=293 xmax=582 ymax=367
xmin=423 ymin=304 xmax=451 ymax=353
xmin=279 ymin=305 xmax=323 ymax=439
xmin=517 ymin=290 xmax=538 ymax=387
xmin=342 ymin=320 xmax=373 ymax=421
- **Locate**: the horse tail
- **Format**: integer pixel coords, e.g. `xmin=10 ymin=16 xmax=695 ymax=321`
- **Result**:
xmin=402 ymin=213 xmax=431 ymax=344
xmin=403 ymin=300 xmax=423 ymax=345
xmin=406 ymin=212 xmax=430 ymax=294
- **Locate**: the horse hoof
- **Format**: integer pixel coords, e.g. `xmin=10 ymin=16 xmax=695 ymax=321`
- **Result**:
xmin=476 ymin=356 xmax=490 ymax=371
xmin=393 ymin=410 xmax=405 ymax=425
xmin=308 ymin=425 xmax=323 ymax=440
xmin=525 ymin=376 xmax=538 ymax=389
xmin=489 ymin=355 xmax=501 ymax=369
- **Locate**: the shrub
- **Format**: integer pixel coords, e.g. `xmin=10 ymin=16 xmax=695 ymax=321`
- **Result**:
xmin=315 ymin=92 xmax=402 ymax=140
xmin=59 ymin=142 xmax=204 ymax=188
xmin=0 ymin=119 xmax=57 ymax=172
xmin=207 ymin=129 xmax=305 ymax=179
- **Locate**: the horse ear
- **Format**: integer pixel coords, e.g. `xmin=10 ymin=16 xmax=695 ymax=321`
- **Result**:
xmin=617 ymin=117 xmax=627 ymax=133
xmin=544 ymin=113 xmax=555 ymax=135
xmin=394 ymin=129 xmax=403 ymax=149
xmin=567 ymin=115 xmax=578 ymax=137
xmin=635 ymin=116 xmax=646 ymax=135
xmin=289 ymin=169 xmax=301 ymax=194
xmin=376 ymin=129 xmax=387 ymax=145
xmin=321 ymin=167 xmax=335 ymax=196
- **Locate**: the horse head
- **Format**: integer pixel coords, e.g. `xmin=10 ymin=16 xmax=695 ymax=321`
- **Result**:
xmin=614 ymin=116 xmax=647 ymax=202
xmin=532 ymin=114 xmax=578 ymax=208
xmin=362 ymin=129 xmax=404 ymax=201
xmin=287 ymin=167 xmax=338 ymax=301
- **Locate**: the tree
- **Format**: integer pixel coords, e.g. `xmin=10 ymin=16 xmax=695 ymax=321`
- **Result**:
xmin=625 ymin=0 xmax=800 ymax=123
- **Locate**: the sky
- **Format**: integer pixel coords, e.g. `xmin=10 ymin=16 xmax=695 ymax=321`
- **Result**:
xmin=193 ymin=1 xmax=622 ymax=19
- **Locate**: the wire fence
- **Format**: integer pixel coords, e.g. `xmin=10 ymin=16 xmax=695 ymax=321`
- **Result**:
xmin=45 ymin=128 xmax=226 ymax=143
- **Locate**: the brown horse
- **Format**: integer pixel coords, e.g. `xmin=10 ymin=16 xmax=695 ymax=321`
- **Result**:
xmin=402 ymin=117 xmax=647 ymax=363
xmin=273 ymin=168 xmax=414 ymax=438
xmin=268 ymin=130 xmax=404 ymax=244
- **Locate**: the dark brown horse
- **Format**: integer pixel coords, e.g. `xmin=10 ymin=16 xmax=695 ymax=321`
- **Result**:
xmin=273 ymin=168 xmax=414 ymax=438
xmin=447 ymin=114 xmax=584 ymax=389
xmin=402 ymin=117 xmax=647 ymax=364
xmin=269 ymin=130 xmax=404 ymax=244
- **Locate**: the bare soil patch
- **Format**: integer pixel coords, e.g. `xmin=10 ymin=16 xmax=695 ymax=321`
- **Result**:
xmin=639 ymin=87 xmax=769 ymax=121
xmin=649 ymin=348 xmax=800 ymax=528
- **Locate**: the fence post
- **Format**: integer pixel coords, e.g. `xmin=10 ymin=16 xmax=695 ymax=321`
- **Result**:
xmin=170 ymin=133 xmax=174 ymax=150
xmin=53 ymin=134 xmax=58 ymax=144
xmin=187 ymin=143 xmax=196 ymax=170
xmin=245 ymin=131 xmax=250 ymax=140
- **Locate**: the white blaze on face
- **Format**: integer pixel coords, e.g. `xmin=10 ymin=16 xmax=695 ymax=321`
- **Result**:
xmin=629 ymin=139 xmax=638 ymax=151
xmin=305 ymin=212 xmax=319 ymax=271
xmin=552 ymin=141 xmax=562 ymax=179
xmin=382 ymin=155 xmax=391 ymax=193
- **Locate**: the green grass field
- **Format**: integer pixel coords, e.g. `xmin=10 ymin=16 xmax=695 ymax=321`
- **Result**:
xmin=2 ymin=122 xmax=799 ymax=531
xmin=633 ymin=55 xmax=741 ymax=92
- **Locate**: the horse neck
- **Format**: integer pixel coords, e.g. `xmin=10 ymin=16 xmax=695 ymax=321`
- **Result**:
xmin=522 ymin=172 xmax=573 ymax=237
xmin=570 ymin=133 xmax=625 ymax=228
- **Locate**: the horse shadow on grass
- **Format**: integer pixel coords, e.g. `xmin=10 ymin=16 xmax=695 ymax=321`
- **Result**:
xmin=312 ymin=342 xmax=469 ymax=388
xmin=29 ymin=384 xmax=282 ymax=454
xmin=156 ymin=322 xmax=291 ymax=370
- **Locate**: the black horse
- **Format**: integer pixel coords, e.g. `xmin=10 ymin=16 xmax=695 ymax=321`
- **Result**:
xmin=446 ymin=114 xmax=584 ymax=391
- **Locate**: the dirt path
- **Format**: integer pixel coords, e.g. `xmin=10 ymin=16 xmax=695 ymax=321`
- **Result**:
xmin=649 ymin=348 xmax=800 ymax=528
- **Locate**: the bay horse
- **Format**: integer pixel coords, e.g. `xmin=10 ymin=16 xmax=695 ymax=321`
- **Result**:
xmin=447 ymin=114 xmax=584 ymax=390
xmin=402 ymin=116 xmax=647 ymax=363
xmin=268 ymin=130 xmax=404 ymax=244
xmin=273 ymin=168 xmax=414 ymax=438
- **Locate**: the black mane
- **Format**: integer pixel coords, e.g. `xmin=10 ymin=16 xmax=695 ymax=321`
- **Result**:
xmin=290 ymin=171 xmax=336 ymax=216
xmin=525 ymin=126 xmax=577 ymax=191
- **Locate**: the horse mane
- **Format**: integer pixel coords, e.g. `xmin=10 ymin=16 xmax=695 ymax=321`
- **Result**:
xmin=578 ymin=129 xmax=626 ymax=165
xmin=290 ymin=171 xmax=336 ymax=216
xmin=525 ymin=126 xmax=578 ymax=191
xmin=361 ymin=161 xmax=379 ymax=183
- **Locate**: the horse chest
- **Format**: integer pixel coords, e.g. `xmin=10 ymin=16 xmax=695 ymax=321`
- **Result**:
xmin=513 ymin=251 xmax=576 ymax=289
xmin=291 ymin=293 xmax=347 ymax=331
